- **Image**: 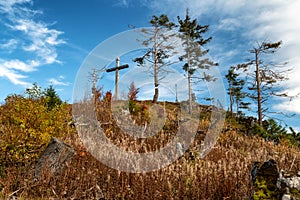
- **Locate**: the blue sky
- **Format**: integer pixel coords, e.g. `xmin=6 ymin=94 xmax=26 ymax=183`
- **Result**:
xmin=0 ymin=0 xmax=299 ymax=129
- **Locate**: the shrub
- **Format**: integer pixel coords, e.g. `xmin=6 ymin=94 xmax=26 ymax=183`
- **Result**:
xmin=0 ymin=94 xmax=71 ymax=169
xmin=128 ymin=81 xmax=139 ymax=101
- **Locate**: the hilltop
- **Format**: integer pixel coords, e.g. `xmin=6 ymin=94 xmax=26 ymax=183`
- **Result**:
xmin=0 ymin=94 xmax=300 ymax=199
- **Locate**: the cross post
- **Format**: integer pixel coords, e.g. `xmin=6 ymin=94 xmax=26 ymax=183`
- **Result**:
xmin=106 ymin=57 xmax=129 ymax=100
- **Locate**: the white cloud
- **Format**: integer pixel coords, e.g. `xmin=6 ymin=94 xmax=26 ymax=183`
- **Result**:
xmin=274 ymin=97 xmax=300 ymax=114
xmin=12 ymin=18 xmax=65 ymax=64
xmin=0 ymin=58 xmax=40 ymax=86
xmin=0 ymin=39 xmax=18 ymax=50
xmin=136 ymin=0 xmax=300 ymax=114
xmin=0 ymin=0 xmax=32 ymax=13
xmin=114 ymin=0 xmax=130 ymax=7
xmin=0 ymin=64 xmax=30 ymax=86
xmin=48 ymin=76 xmax=70 ymax=86
xmin=58 ymin=75 xmax=65 ymax=79
xmin=113 ymin=0 xmax=150 ymax=8
xmin=216 ymin=18 xmax=241 ymax=31
xmin=248 ymin=1 xmax=300 ymax=115
xmin=0 ymin=0 xmax=65 ymax=86
xmin=0 ymin=59 xmax=39 ymax=72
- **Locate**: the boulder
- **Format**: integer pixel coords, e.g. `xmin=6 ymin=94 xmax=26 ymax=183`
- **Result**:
xmin=251 ymin=159 xmax=300 ymax=200
xmin=250 ymin=159 xmax=284 ymax=199
xmin=34 ymin=137 xmax=75 ymax=179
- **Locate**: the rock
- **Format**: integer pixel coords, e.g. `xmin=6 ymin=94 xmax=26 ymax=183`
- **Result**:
xmin=34 ymin=137 xmax=75 ymax=179
xmin=251 ymin=159 xmax=300 ymax=200
xmin=176 ymin=142 xmax=184 ymax=155
xmin=282 ymin=194 xmax=291 ymax=200
xmin=278 ymin=170 xmax=300 ymax=199
xmin=250 ymin=159 xmax=284 ymax=199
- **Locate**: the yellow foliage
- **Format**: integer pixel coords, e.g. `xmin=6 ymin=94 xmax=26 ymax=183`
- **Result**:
xmin=0 ymin=95 xmax=72 ymax=166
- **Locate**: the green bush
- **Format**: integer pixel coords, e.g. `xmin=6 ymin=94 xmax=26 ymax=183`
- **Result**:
xmin=249 ymin=118 xmax=290 ymax=145
xmin=128 ymin=100 xmax=141 ymax=115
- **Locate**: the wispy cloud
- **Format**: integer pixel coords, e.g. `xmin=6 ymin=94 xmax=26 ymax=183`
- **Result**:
xmin=48 ymin=75 xmax=70 ymax=86
xmin=0 ymin=59 xmax=39 ymax=72
xmin=114 ymin=0 xmax=130 ymax=7
xmin=216 ymin=18 xmax=241 ymax=31
xmin=0 ymin=0 xmax=65 ymax=86
xmin=0 ymin=58 xmax=39 ymax=86
xmin=0 ymin=64 xmax=29 ymax=86
xmin=130 ymin=0 xmax=300 ymax=114
xmin=0 ymin=39 xmax=18 ymax=50
xmin=113 ymin=0 xmax=149 ymax=8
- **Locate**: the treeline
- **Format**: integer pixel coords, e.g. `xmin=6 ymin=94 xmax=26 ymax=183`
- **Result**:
xmin=126 ymin=9 xmax=297 ymax=138
xmin=227 ymin=114 xmax=300 ymax=148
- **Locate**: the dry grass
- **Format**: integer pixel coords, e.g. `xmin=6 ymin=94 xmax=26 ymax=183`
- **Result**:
xmin=1 ymin=99 xmax=300 ymax=199
xmin=3 ymin=130 xmax=300 ymax=200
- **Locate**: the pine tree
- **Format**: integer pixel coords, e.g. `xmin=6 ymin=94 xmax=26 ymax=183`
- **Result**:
xmin=44 ymin=85 xmax=62 ymax=110
xmin=238 ymin=41 xmax=292 ymax=126
xmin=225 ymin=66 xmax=250 ymax=117
xmin=134 ymin=14 xmax=177 ymax=103
xmin=177 ymin=9 xmax=218 ymax=113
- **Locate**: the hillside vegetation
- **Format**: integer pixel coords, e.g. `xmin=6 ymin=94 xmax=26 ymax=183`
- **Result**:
xmin=0 ymin=92 xmax=300 ymax=200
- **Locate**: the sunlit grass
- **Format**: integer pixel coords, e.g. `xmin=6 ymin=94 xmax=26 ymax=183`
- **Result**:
xmin=1 ymin=95 xmax=300 ymax=199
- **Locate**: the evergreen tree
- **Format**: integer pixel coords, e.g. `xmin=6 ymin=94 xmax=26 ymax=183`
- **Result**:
xmin=238 ymin=41 xmax=292 ymax=126
xmin=44 ymin=85 xmax=62 ymax=110
xmin=134 ymin=14 xmax=177 ymax=103
xmin=262 ymin=119 xmax=287 ymax=143
xmin=225 ymin=66 xmax=250 ymax=117
xmin=177 ymin=9 xmax=218 ymax=113
xmin=289 ymin=127 xmax=300 ymax=146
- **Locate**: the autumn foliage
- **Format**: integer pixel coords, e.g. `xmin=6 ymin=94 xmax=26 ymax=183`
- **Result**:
xmin=0 ymin=87 xmax=300 ymax=199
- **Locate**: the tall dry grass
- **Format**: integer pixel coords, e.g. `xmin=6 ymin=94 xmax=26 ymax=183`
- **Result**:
xmin=1 ymin=99 xmax=300 ymax=199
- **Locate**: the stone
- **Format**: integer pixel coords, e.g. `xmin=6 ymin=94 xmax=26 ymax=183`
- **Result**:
xmin=251 ymin=160 xmax=300 ymax=200
xmin=34 ymin=137 xmax=75 ymax=179
xmin=282 ymin=194 xmax=291 ymax=200
xmin=250 ymin=159 xmax=284 ymax=199
xmin=278 ymin=170 xmax=300 ymax=199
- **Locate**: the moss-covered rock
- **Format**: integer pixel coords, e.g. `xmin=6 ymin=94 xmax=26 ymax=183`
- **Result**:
xmin=251 ymin=159 xmax=285 ymax=199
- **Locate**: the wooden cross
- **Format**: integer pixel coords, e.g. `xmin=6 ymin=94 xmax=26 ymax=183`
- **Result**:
xmin=106 ymin=57 xmax=129 ymax=100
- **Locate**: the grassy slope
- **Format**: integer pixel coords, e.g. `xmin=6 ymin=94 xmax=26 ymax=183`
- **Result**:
xmin=1 ymin=98 xmax=300 ymax=199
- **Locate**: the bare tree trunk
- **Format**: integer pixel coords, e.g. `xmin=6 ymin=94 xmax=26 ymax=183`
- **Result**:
xmin=230 ymin=88 xmax=234 ymax=117
xmin=236 ymin=99 xmax=239 ymax=118
xmin=153 ymin=27 xmax=159 ymax=103
xmin=255 ymin=50 xmax=263 ymax=126
xmin=187 ymin=38 xmax=192 ymax=114
xmin=153 ymin=83 xmax=159 ymax=103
